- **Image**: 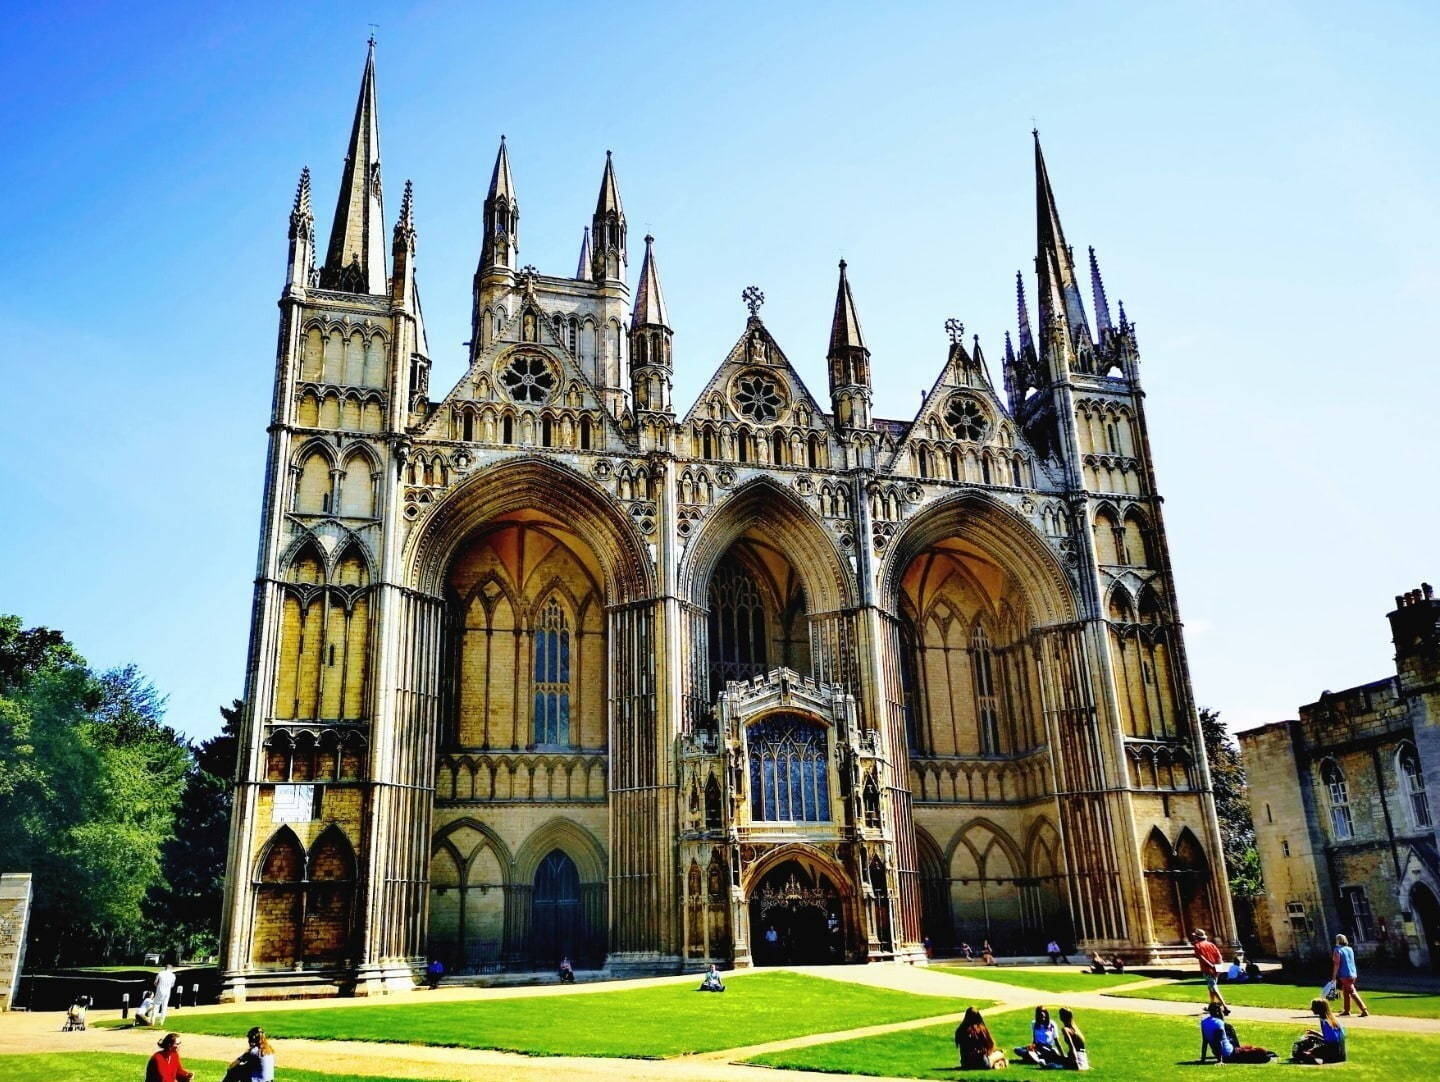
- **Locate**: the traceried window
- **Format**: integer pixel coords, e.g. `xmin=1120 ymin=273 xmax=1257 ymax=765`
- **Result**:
xmin=532 ymin=598 xmax=571 ymax=746
xmin=944 ymin=395 xmax=989 ymax=441
xmin=747 ymin=715 xmax=830 ymax=822
xmin=501 ymin=352 xmax=556 ymax=404
xmin=707 ymin=558 xmax=768 ymax=695
xmin=1342 ymin=884 xmax=1374 ymax=941
xmin=1322 ymin=760 xmax=1353 ymax=840
xmin=970 ymin=622 xmax=1002 ymax=755
xmin=733 ymin=371 xmax=785 ymax=423
xmin=1399 ymin=745 xmax=1431 ymax=828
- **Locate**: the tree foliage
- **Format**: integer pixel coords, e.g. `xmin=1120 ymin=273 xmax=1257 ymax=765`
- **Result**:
xmin=1199 ymin=707 xmax=1264 ymax=898
xmin=0 ymin=616 xmax=194 ymax=965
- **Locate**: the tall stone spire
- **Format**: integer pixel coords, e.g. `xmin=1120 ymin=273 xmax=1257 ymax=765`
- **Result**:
xmin=1016 ymin=271 xmax=1035 ymax=359
xmin=575 ymin=226 xmax=593 ymax=280
xmin=1088 ymin=245 xmax=1112 ymax=336
xmin=827 ymin=259 xmax=872 ymax=431
xmin=320 ymin=38 xmax=387 ymax=294
xmin=1032 ymin=131 xmax=1091 ymax=352
xmin=590 ymin=151 xmax=627 ymax=282
xmin=479 ymin=136 xmax=518 ymax=274
xmin=629 ymin=235 xmax=673 ymax=423
xmin=285 ymin=166 xmax=315 ymax=289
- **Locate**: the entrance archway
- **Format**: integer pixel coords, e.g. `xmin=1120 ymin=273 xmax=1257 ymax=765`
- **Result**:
xmin=748 ymin=858 xmax=846 ymax=965
xmin=1411 ymin=882 xmax=1440 ymax=973
xmin=531 ymin=849 xmax=582 ymax=965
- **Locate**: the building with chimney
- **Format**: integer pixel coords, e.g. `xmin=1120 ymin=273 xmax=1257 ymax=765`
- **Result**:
xmin=1240 ymin=586 xmax=1440 ymax=971
xmin=219 ymin=42 xmax=1234 ymax=998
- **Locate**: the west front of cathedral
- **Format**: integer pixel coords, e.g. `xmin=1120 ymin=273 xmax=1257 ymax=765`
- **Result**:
xmin=219 ymin=43 xmax=1236 ymax=999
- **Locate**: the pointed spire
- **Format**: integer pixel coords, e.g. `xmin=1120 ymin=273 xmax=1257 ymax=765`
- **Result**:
xmin=1089 ymin=246 xmax=1112 ymax=335
xmin=1032 ymin=131 xmax=1091 ymax=349
xmin=292 ymin=167 xmax=313 ymax=222
xmin=321 ymin=38 xmax=387 ymax=294
xmin=828 ymin=259 xmax=868 ymax=354
xmin=576 ymin=227 xmax=593 ymax=280
xmin=632 ymin=234 xmax=670 ymax=329
xmin=1016 ymin=271 xmax=1035 ymax=358
xmin=971 ymin=334 xmax=994 ymax=387
xmin=286 ymin=167 xmax=316 ymax=289
xmin=590 ymin=151 xmax=627 ymax=282
xmin=488 ymin=134 xmax=516 ymax=203
xmin=1002 ymin=330 xmax=1019 ymax=409
xmin=594 ymin=149 xmax=623 ymax=217
xmin=397 ymin=179 xmax=415 ymax=233
xmin=479 ymin=136 xmax=518 ymax=275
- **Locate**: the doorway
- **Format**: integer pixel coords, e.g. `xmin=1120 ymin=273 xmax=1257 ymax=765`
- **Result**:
xmin=1411 ymin=882 xmax=1440 ymax=973
xmin=749 ymin=859 xmax=845 ymax=964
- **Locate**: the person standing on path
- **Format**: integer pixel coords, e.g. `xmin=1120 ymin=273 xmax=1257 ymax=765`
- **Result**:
xmin=1330 ymin=934 xmax=1369 ymax=1017
xmin=152 ymin=965 xmax=177 ymax=1024
xmin=1189 ymin=929 xmax=1230 ymax=1015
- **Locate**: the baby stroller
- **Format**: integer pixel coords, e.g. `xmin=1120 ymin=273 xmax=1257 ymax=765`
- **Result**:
xmin=62 ymin=995 xmax=92 ymax=1031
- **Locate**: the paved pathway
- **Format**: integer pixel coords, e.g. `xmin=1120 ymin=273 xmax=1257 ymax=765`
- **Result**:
xmin=3 ymin=964 xmax=1435 ymax=1082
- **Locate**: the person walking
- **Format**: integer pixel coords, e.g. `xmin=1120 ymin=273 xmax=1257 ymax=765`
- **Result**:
xmin=1330 ymin=934 xmax=1369 ymax=1017
xmin=152 ymin=964 xmax=177 ymax=1024
xmin=1189 ymin=929 xmax=1230 ymax=1015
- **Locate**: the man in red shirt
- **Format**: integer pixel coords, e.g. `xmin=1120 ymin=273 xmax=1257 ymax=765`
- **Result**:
xmin=1190 ymin=928 xmax=1231 ymax=1015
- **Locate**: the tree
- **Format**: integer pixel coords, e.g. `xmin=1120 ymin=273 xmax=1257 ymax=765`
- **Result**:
xmin=1199 ymin=707 xmax=1263 ymax=899
xmin=149 ymin=700 xmax=240 ymax=959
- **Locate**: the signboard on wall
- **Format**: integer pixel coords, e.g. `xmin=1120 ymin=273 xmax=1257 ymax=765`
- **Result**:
xmin=0 ymin=873 xmax=33 ymax=1011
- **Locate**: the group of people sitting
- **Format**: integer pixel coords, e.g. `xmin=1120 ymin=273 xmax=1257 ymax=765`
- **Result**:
xmin=1083 ymin=952 xmax=1125 ymax=975
xmin=144 ymin=1027 xmax=275 ymax=1082
xmin=1200 ymin=998 xmax=1347 ymax=1065
xmin=954 ymin=1005 xmax=1089 ymax=1071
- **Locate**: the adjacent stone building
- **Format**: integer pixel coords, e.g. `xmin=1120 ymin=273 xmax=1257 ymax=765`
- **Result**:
xmin=219 ymin=41 xmax=1235 ymax=999
xmin=1240 ymin=587 xmax=1440 ymax=971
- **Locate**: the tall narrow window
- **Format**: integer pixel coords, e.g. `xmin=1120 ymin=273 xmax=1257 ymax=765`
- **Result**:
xmin=1322 ymin=760 xmax=1353 ymax=840
xmin=708 ymin=558 xmax=768 ymax=696
xmin=1400 ymin=745 xmax=1431 ymax=828
xmin=747 ymin=715 xmax=830 ymax=822
xmin=532 ymin=598 xmax=571 ymax=746
xmin=1342 ymin=885 xmax=1374 ymax=941
xmin=971 ymin=623 xmax=1002 ymax=755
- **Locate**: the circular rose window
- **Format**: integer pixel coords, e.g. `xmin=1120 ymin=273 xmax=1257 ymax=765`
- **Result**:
xmin=732 ymin=371 xmax=785 ymax=423
xmin=499 ymin=352 xmax=557 ymax=404
xmin=944 ymin=395 xmax=989 ymax=441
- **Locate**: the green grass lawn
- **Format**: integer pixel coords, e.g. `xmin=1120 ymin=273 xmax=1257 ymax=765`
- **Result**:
xmin=0 ymin=1052 xmax=432 ymax=1082
xmin=157 ymin=972 xmax=976 ymax=1058
xmin=933 ymin=965 xmax=1145 ymax=994
xmin=749 ymin=1006 xmax=1439 ymax=1080
xmin=1107 ymin=978 xmax=1440 ymax=1019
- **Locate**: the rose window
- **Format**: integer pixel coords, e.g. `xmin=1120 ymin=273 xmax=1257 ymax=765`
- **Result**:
xmin=500 ymin=353 xmax=556 ymax=404
xmin=944 ymin=395 xmax=989 ymax=441
xmin=733 ymin=372 xmax=785 ymax=423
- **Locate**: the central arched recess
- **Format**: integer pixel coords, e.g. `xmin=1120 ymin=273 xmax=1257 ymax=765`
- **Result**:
xmin=680 ymin=479 xmax=854 ymax=729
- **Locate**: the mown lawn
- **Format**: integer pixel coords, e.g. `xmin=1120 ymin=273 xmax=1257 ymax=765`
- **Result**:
xmin=159 ymin=971 xmax=974 ymax=1058
xmin=749 ymin=1006 xmax=1439 ymax=1080
xmin=1107 ymin=977 xmax=1440 ymax=1019
xmin=933 ymin=965 xmax=1145 ymax=994
xmin=0 ymin=1052 xmax=428 ymax=1082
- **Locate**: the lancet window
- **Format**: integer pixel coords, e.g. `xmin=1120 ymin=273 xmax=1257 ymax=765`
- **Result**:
xmin=970 ymin=623 xmax=1002 ymax=755
xmin=708 ymin=558 xmax=768 ymax=694
xmin=747 ymin=715 xmax=830 ymax=822
xmin=1321 ymin=759 xmax=1353 ymax=840
xmin=532 ymin=598 xmax=572 ymax=746
xmin=1399 ymin=744 xmax=1431 ymax=828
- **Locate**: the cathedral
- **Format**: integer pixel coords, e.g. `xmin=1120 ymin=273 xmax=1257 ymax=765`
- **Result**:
xmin=219 ymin=42 xmax=1235 ymax=999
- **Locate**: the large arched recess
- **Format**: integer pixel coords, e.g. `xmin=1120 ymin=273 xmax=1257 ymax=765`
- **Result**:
xmin=878 ymin=491 xmax=1077 ymax=625
xmin=681 ymin=477 xmax=854 ymax=614
xmin=407 ymin=456 xmax=655 ymax=604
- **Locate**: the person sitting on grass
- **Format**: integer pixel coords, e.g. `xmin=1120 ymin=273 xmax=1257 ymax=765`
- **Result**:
xmin=698 ymin=964 xmax=725 ymax=992
xmin=955 ymin=1006 xmax=1008 ymax=1070
xmin=1244 ymin=958 xmax=1262 ymax=981
xmin=223 ymin=1027 xmax=276 ymax=1082
xmin=134 ymin=991 xmax=157 ymax=1027
xmin=145 ymin=1033 xmax=194 ymax=1082
xmin=1291 ymin=999 xmax=1346 ymax=1064
xmin=981 ymin=939 xmax=998 ymax=966
xmin=1110 ymin=956 xmax=1126 ymax=975
xmin=1227 ymin=955 xmax=1246 ymax=982
xmin=1054 ymin=1007 xmax=1089 ymax=1070
xmin=558 ymin=956 xmax=575 ymax=983
xmin=1086 ymin=952 xmax=1108 ymax=975
xmin=1199 ymin=1002 xmax=1277 ymax=1064
xmin=1014 ymin=1005 xmax=1065 ymax=1067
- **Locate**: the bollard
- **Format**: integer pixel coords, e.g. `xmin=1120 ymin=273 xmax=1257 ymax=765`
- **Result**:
xmin=122 ymin=993 xmax=130 ymax=1020
xmin=191 ymin=983 xmax=199 ymax=1006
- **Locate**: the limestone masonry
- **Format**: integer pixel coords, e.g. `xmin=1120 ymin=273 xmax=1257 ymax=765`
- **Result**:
xmin=220 ymin=41 xmax=1235 ymax=999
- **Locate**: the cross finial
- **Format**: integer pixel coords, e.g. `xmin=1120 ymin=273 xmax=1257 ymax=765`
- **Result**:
xmin=742 ymin=285 xmax=765 ymax=318
xmin=944 ymin=318 xmax=964 ymax=344
xmin=368 ymin=24 xmax=379 ymax=45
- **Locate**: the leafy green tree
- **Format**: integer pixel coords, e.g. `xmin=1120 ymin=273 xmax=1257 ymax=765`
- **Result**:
xmin=1199 ymin=707 xmax=1263 ymax=899
xmin=149 ymin=700 xmax=240 ymax=959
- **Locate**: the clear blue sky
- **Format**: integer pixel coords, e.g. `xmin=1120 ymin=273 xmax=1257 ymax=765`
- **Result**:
xmin=2 ymin=1 xmax=1436 ymax=740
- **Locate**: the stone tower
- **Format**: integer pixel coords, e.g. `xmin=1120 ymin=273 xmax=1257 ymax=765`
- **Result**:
xmin=220 ymin=45 xmax=1234 ymax=999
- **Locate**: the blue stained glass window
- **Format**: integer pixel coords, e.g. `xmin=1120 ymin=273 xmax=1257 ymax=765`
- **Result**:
xmin=533 ymin=598 xmax=572 ymax=746
xmin=747 ymin=715 xmax=830 ymax=822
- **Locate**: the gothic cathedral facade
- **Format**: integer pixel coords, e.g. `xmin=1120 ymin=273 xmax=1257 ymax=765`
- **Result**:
xmin=220 ymin=43 xmax=1235 ymax=998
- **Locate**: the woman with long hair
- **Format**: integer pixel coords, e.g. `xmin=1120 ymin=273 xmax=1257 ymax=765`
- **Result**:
xmin=224 ymin=1026 xmax=276 ymax=1082
xmin=954 ymin=1006 xmax=1007 ymax=1070
xmin=1292 ymin=998 xmax=1346 ymax=1064
xmin=1014 ymin=1005 xmax=1064 ymax=1067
